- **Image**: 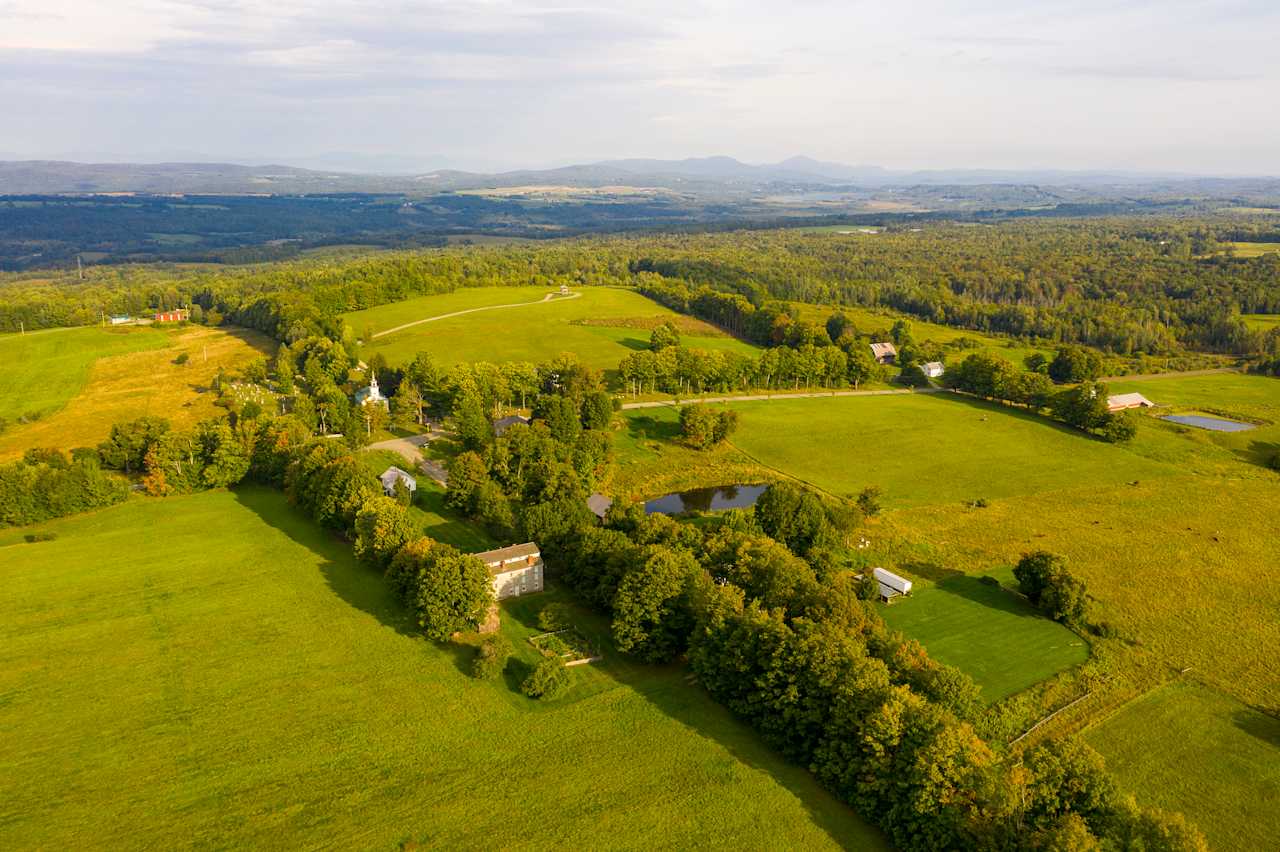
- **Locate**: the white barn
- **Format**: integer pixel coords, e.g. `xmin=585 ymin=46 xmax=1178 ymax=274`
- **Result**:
xmin=922 ymin=361 xmax=945 ymax=379
xmin=1106 ymin=392 xmax=1155 ymax=412
xmin=873 ymin=567 xmax=913 ymax=602
xmin=475 ymin=542 xmax=545 ymax=600
xmin=379 ymin=466 xmax=417 ymax=497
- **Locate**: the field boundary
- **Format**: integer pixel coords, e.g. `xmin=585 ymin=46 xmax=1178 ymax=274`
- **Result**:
xmin=370 ymin=291 xmax=581 ymax=339
xmin=620 ymin=387 xmax=939 ymax=410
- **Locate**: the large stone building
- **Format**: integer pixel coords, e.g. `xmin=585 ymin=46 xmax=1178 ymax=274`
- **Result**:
xmin=475 ymin=542 xmax=545 ymax=600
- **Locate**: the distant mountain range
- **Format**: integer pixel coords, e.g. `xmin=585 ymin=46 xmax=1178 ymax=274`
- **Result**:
xmin=0 ymin=155 xmax=1273 ymax=196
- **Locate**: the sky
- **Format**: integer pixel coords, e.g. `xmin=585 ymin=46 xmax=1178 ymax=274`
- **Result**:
xmin=1 ymin=0 xmax=1277 ymax=174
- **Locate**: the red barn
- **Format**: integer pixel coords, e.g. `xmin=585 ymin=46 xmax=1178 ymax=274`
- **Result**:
xmin=153 ymin=308 xmax=190 ymax=323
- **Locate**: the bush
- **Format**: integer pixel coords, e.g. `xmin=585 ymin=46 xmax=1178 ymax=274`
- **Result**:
xmin=173 ymin=352 xmax=190 ymax=365
xmin=521 ymin=656 xmax=570 ymax=699
xmin=471 ymin=636 xmax=510 ymax=680
xmin=23 ymin=531 xmax=57 ymax=543
xmin=537 ymin=602 xmax=572 ymax=632
xmin=978 ymin=575 xmax=1000 ymax=586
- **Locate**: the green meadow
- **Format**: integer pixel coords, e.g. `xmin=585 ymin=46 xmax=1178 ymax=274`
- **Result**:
xmin=0 ymin=325 xmax=171 ymax=422
xmin=343 ymin=286 xmax=759 ymax=370
xmin=0 ymin=488 xmax=883 ymax=850
xmin=881 ymin=576 xmax=1089 ymax=702
xmin=1083 ymin=680 xmax=1280 ymax=852
xmin=722 ymin=393 xmax=1177 ymax=509
xmin=359 ymin=449 xmax=497 ymax=552
xmin=1240 ymin=312 xmax=1280 ymax=332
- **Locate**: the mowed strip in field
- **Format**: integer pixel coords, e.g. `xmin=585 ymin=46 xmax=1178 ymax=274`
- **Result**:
xmin=0 ymin=488 xmax=883 ymax=850
xmin=724 ymin=392 xmax=1178 ymax=508
xmin=0 ymin=325 xmax=274 ymax=459
xmin=1083 ymin=679 xmax=1280 ymax=852
xmin=343 ymin=286 xmax=759 ymax=369
xmin=0 ymin=326 xmax=171 ymax=422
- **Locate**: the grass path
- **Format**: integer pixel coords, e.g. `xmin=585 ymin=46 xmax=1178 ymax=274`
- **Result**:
xmin=370 ymin=291 xmax=581 ymax=338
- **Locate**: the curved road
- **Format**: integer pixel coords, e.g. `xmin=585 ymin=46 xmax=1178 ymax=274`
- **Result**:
xmin=370 ymin=291 xmax=582 ymax=339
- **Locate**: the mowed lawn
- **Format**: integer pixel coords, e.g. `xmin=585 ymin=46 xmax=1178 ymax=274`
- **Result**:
xmin=344 ymin=286 xmax=758 ymax=369
xmin=725 ymin=393 xmax=1177 ymax=508
xmin=0 ymin=488 xmax=883 ymax=850
xmin=1083 ymin=679 xmax=1280 ymax=852
xmin=358 ymin=449 xmax=497 ymax=552
xmin=881 ymin=576 xmax=1089 ymax=702
xmin=0 ymin=325 xmax=171 ymax=422
xmin=0 ymin=325 xmax=274 ymax=459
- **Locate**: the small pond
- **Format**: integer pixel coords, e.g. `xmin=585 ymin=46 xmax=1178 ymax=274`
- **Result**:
xmin=1161 ymin=414 xmax=1256 ymax=433
xmin=644 ymin=484 xmax=768 ymax=515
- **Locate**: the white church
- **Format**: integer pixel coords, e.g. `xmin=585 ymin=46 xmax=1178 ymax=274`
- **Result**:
xmin=354 ymin=374 xmax=388 ymax=409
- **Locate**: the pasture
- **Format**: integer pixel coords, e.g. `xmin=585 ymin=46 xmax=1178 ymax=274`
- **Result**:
xmin=0 ymin=488 xmax=883 ymax=850
xmin=1226 ymin=241 xmax=1280 ymax=257
xmin=1083 ymin=679 xmax=1280 ymax=852
xmin=0 ymin=325 xmax=274 ymax=459
xmin=721 ymin=393 xmax=1178 ymax=509
xmin=343 ymin=286 xmax=758 ymax=370
xmin=1240 ymin=312 xmax=1280 ymax=332
xmin=0 ymin=325 xmax=171 ymax=423
xmin=880 ymin=576 xmax=1089 ymax=702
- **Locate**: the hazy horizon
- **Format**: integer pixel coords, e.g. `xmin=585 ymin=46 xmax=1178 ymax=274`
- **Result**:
xmin=3 ymin=1 xmax=1278 ymax=175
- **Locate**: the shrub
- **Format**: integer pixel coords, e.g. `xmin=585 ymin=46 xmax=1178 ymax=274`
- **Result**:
xmin=856 ymin=486 xmax=883 ymax=517
xmin=537 ymin=602 xmax=572 ymax=632
xmin=173 ymin=352 xmax=190 ymax=365
xmin=521 ymin=657 xmax=570 ymax=699
xmin=471 ymin=636 xmax=509 ymax=680
xmin=24 ymin=532 xmax=57 ymax=543
xmin=979 ymin=575 xmax=1000 ymax=587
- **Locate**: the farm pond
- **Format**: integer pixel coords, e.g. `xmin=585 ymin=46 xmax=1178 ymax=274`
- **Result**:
xmin=645 ymin=484 xmax=767 ymax=515
xmin=1161 ymin=414 xmax=1256 ymax=432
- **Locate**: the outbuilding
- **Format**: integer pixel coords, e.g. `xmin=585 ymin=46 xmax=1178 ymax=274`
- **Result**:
xmin=379 ymin=466 xmax=417 ymax=497
xmin=873 ymin=567 xmax=913 ymax=603
xmin=1106 ymin=392 xmax=1155 ymax=412
xmin=870 ymin=342 xmax=898 ymax=364
xmin=109 ymin=314 xmax=131 ymax=326
xmin=153 ymin=308 xmax=190 ymax=323
xmin=493 ymin=414 xmax=531 ymax=436
xmin=475 ymin=542 xmax=545 ymax=600
xmin=587 ymin=492 xmax=613 ymax=521
xmin=922 ymin=361 xmax=945 ymax=379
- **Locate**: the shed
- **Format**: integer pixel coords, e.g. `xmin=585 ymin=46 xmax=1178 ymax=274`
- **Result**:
xmin=153 ymin=308 xmax=190 ymax=323
xmin=475 ymin=542 xmax=545 ymax=600
xmin=109 ymin=314 xmax=131 ymax=326
xmin=922 ymin=361 xmax=945 ymax=379
xmin=870 ymin=342 xmax=898 ymax=364
xmin=493 ymin=414 xmax=530 ymax=436
xmin=379 ymin=466 xmax=417 ymax=497
xmin=1106 ymin=392 xmax=1155 ymax=412
xmin=873 ymin=567 xmax=913 ymax=602
xmin=587 ymin=492 xmax=613 ymax=521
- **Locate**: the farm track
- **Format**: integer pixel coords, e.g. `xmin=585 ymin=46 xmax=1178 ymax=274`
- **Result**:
xmin=366 ymin=431 xmax=449 ymax=483
xmin=620 ymin=387 xmax=941 ymax=410
xmin=370 ymin=291 xmax=581 ymax=339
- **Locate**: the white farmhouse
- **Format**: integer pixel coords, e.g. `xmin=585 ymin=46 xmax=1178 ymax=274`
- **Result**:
xmin=922 ymin=361 xmax=945 ymax=379
xmin=475 ymin=543 xmax=545 ymax=600
xmin=379 ymin=466 xmax=417 ymax=497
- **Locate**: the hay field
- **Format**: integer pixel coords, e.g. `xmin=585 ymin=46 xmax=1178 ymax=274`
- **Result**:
xmin=343 ymin=286 xmax=759 ymax=369
xmin=0 ymin=488 xmax=883 ymax=850
xmin=0 ymin=326 xmax=171 ymax=423
xmin=1083 ymin=679 xmax=1280 ymax=852
xmin=0 ymin=325 xmax=273 ymax=458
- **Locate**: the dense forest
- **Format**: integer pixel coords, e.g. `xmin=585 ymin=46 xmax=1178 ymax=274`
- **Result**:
xmin=2 ymin=217 xmax=1277 ymax=359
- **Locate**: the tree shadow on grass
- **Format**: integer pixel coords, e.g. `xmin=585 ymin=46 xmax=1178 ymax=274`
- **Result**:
xmin=1232 ymin=439 xmax=1279 ymax=471
xmin=919 ymin=390 xmax=1112 ymax=443
xmin=902 ymin=561 xmax=1040 ymax=619
xmin=626 ymin=413 xmax=681 ymax=444
xmin=616 ymin=336 xmax=651 ymax=352
xmin=1232 ymin=708 xmax=1280 ymax=749
xmin=231 ymin=485 xmax=419 ymax=640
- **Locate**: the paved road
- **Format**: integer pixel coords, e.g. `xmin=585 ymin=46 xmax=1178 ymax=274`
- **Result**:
xmin=367 ymin=431 xmax=449 ymax=484
xmin=620 ymin=387 xmax=940 ymax=410
xmin=370 ymin=291 xmax=581 ymax=339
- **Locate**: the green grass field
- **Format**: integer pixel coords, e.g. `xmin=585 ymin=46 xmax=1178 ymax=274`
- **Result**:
xmin=881 ymin=576 xmax=1089 ymax=702
xmin=1240 ymin=313 xmax=1280 ymax=332
xmin=0 ymin=325 xmax=171 ymax=422
xmin=0 ymin=488 xmax=883 ymax=849
xmin=1226 ymin=241 xmax=1280 ymax=257
xmin=1083 ymin=680 xmax=1280 ymax=852
xmin=343 ymin=286 xmax=759 ymax=370
xmin=722 ymin=393 xmax=1178 ymax=509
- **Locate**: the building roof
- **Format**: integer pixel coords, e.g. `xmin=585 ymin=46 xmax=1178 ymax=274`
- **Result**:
xmin=870 ymin=342 xmax=897 ymax=358
xmin=587 ymin=492 xmax=613 ymax=519
xmin=493 ymin=414 xmax=531 ymax=435
xmin=474 ymin=542 xmax=541 ymax=570
xmin=923 ymin=361 xmax=944 ymax=374
xmin=379 ymin=466 xmax=416 ymax=489
xmin=874 ymin=567 xmax=912 ymax=593
xmin=1106 ymin=392 xmax=1155 ymax=409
